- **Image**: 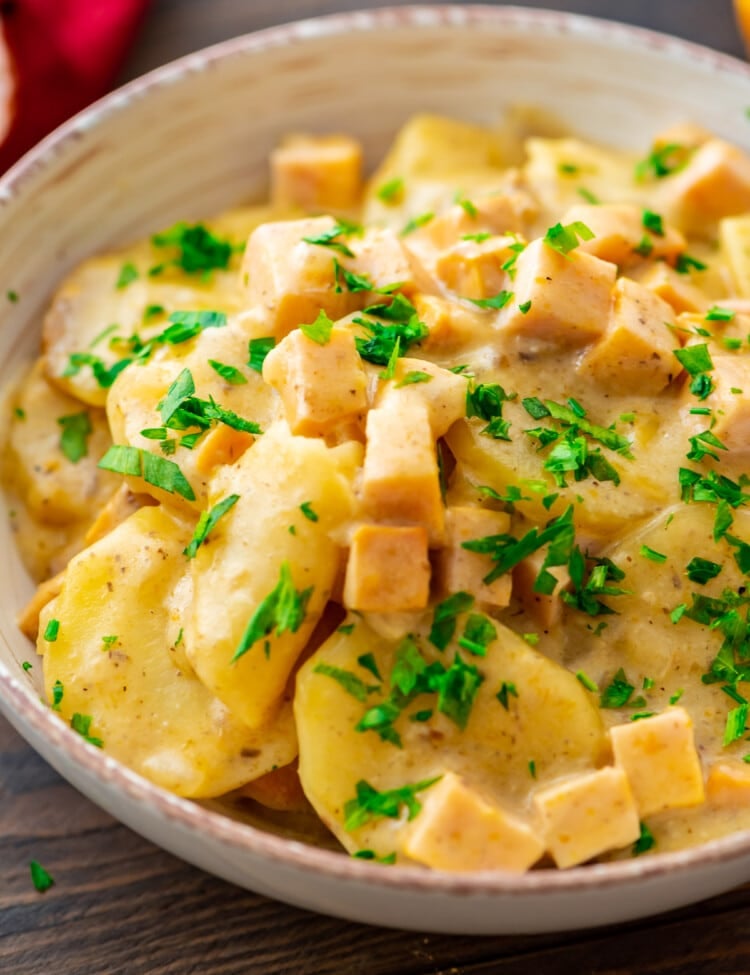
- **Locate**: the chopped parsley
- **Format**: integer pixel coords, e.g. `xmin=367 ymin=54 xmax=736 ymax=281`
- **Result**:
xmin=543 ymin=220 xmax=594 ymax=256
xmin=352 ymin=849 xmax=397 ymax=864
xmin=354 ymin=301 xmax=428 ymax=366
xmin=642 ymin=209 xmax=665 ymax=236
xmin=675 ymin=253 xmax=708 ymax=275
xmin=496 ymin=680 xmax=519 ymax=710
xmin=300 ymin=309 xmax=335 ymax=345
xmin=470 ymin=290 xmax=514 ymax=311
xmin=706 ymin=306 xmax=735 ymax=322
xmin=6 ymin=290 xmax=18 ymax=303
xmin=303 ymin=221 xmax=359 ymax=257
xmin=400 ymin=211 xmax=434 ymax=236
xmin=634 ymin=143 xmax=690 ymax=181
xmin=577 ymin=187 xmax=599 ymax=204
xmin=463 ymin=505 xmax=575 ymax=587
xmin=57 ymin=412 xmax=92 ymax=464
xmin=299 ymin=502 xmax=318 ymax=522
xmin=151 ymin=222 xmax=234 ymax=277
xmin=376 ymin=177 xmax=404 ymax=204
xmin=600 ymin=668 xmax=638 ymax=709
xmin=70 ymin=713 xmax=103 ymax=748
xmin=43 ymin=619 xmax=60 ymax=643
xmin=674 ymin=343 xmax=714 ymax=376
xmin=232 ymin=561 xmax=313 ymax=662
xmin=313 ymin=663 xmax=380 ymax=702
xmin=29 ymin=861 xmax=54 ymax=893
xmin=184 ymin=494 xmax=240 ymax=558
xmin=116 ymin=262 xmax=139 ymax=289
xmin=248 ymin=337 xmax=275 ymax=373
xmin=640 ymin=545 xmax=667 ymax=563
xmin=576 ymin=671 xmax=599 ymax=693
xmin=428 ymin=591 xmax=475 ymax=651
xmin=51 ymin=680 xmax=64 ymax=710
xmin=332 ymin=259 xmax=375 ymax=294
xmin=357 ymin=652 xmax=381 ymax=680
xmin=395 ymin=370 xmax=432 ymax=387
xmin=685 ymin=557 xmax=722 ymax=584
xmin=208 ymin=360 xmax=248 ymax=385
xmin=457 ymin=613 xmax=497 ymax=656
xmin=343 ymin=776 xmax=441 ymax=832
xmin=632 ymin=823 xmax=656 ymax=856
xmin=98 ymin=445 xmax=196 ymax=501
xmin=518 ymin=300 xmax=532 ymax=314
xmin=724 ymin=703 xmax=748 ymax=746
xmin=563 ymin=548 xmax=629 ymax=616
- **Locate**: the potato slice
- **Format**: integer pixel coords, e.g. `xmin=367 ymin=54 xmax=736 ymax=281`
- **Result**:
xmin=43 ymin=207 xmax=276 ymax=407
xmin=106 ymin=318 xmax=281 ymax=511
xmin=187 ymin=422 xmax=361 ymax=730
xmin=295 ymin=615 xmax=605 ymax=860
xmin=39 ymin=504 xmax=296 ymax=798
xmin=5 ymin=358 xmax=118 ymax=525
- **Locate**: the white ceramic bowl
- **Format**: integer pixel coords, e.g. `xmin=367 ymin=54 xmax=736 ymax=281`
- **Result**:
xmin=3 ymin=5 xmax=750 ymax=935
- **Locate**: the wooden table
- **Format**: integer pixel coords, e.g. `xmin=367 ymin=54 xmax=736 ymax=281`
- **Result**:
xmin=1 ymin=2 xmax=749 ymax=972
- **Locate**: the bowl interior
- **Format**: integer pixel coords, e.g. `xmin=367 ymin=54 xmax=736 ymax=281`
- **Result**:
xmin=3 ymin=4 xmax=750 ymax=934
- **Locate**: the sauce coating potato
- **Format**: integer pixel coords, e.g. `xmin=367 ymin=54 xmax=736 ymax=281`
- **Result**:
xmin=9 ymin=114 xmax=750 ymax=870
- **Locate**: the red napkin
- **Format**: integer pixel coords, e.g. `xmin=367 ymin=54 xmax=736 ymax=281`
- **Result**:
xmin=0 ymin=0 xmax=151 ymax=172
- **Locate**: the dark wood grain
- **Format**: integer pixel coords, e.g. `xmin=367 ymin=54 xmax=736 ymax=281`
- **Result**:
xmin=3 ymin=1 xmax=750 ymax=973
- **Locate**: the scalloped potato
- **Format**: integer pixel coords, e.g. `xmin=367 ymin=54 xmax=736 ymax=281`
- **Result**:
xmin=8 ymin=114 xmax=750 ymax=870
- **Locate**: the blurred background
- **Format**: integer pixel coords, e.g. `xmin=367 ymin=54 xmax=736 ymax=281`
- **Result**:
xmin=124 ymin=0 xmax=746 ymax=79
xmin=0 ymin=1 xmax=745 ymax=173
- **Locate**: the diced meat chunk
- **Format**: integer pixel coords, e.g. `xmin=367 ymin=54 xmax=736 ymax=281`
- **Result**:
xmin=577 ymin=277 xmax=678 ymax=394
xmin=561 ymin=203 xmax=685 ymax=268
xmin=661 ymin=139 xmax=750 ymax=232
xmin=270 ymin=134 xmax=363 ymax=211
xmin=512 ymin=550 xmax=570 ymax=629
xmin=417 ymin=190 xmax=537 ymax=250
xmin=375 ymin=357 xmax=468 ymax=438
xmin=194 ymin=425 xmax=256 ymax=475
xmin=361 ymin=402 xmax=444 ymax=542
xmin=706 ymin=762 xmax=750 ymax=807
xmin=609 ymin=707 xmax=705 ymax=818
xmin=437 ymin=506 xmax=512 ymax=608
xmin=403 ymin=772 xmax=545 ymax=872
xmin=433 ymin=234 xmax=517 ymax=300
xmin=263 ymin=326 xmax=367 ymax=438
xmin=413 ymin=294 xmax=490 ymax=351
xmin=343 ymin=524 xmax=430 ymax=612
xmin=349 ymin=227 xmax=425 ymax=295
xmin=496 ymin=237 xmax=616 ymax=346
xmin=632 ymin=262 xmax=708 ymax=314
xmin=242 ymin=217 xmax=362 ymax=337
xmin=533 ymin=767 xmax=640 ymax=868
xmin=681 ymin=354 xmax=750 ymax=452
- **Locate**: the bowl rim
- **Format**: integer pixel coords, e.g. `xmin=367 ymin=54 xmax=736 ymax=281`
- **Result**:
xmin=3 ymin=2 xmax=750 ymax=898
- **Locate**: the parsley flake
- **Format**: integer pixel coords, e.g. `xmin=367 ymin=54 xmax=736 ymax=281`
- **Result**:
xmin=208 ymin=360 xmax=248 ymax=385
xmin=303 ymin=221 xmax=359 ymax=258
xmin=232 ymin=561 xmax=313 ymax=662
xmin=300 ymin=309 xmax=335 ymax=345
xmin=248 ymin=337 xmax=275 ymax=373
xmin=98 ymin=445 xmax=196 ymax=501
xmin=116 ymin=262 xmax=139 ymax=289
xmin=29 ymin=861 xmax=54 ymax=893
xmin=343 ymin=776 xmax=441 ymax=832
xmin=57 ymin=412 xmax=92 ymax=464
xmin=543 ymin=221 xmax=595 ymax=256
xmin=184 ymin=494 xmax=240 ymax=558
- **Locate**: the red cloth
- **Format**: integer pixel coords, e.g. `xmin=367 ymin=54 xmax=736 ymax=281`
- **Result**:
xmin=0 ymin=0 xmax=150 ymax=172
